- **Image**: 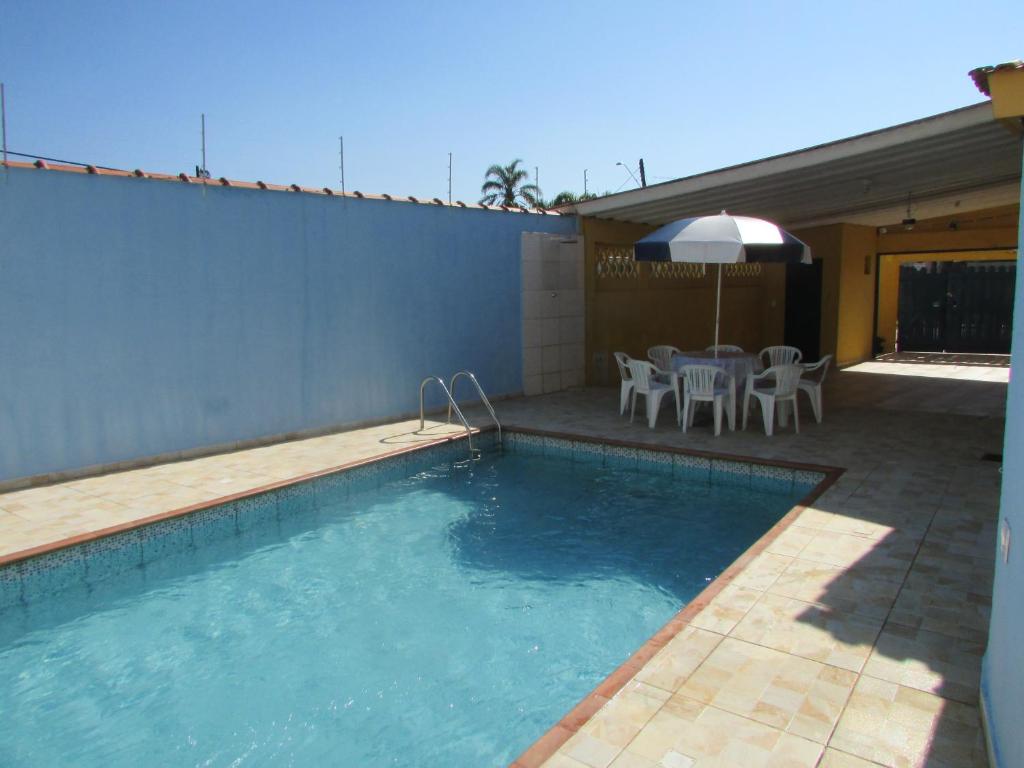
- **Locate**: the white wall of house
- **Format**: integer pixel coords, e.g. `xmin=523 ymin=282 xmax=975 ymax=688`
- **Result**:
xmin=984 ymin=140 xmax=1024 ymax=768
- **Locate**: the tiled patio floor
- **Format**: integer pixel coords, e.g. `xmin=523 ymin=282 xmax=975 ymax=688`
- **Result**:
xmin=0 ymin=360 xmax=1005 ymax=768
xmin=501 ymin=363 xmax=1002 ymax=768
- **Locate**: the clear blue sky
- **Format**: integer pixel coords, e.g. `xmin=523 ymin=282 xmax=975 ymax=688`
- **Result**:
xmin=1 ymin=1 xmax=1020 ymax=203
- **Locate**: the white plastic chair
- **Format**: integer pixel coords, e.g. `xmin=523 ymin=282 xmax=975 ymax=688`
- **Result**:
xmin=678 ymin=365 xmax=735 ymax=437
xmin=759 ymin=345 xmax=802 ymax=368
xmin=798 ymin=354 xmax=833 ymax=424
xmin=705 ymin=344 xmax=744 ymax=353
xmin=647 ymin=345 xmax=681 ymax=373
xmin=613 ymin=352 xmax=635 ymax=416
xmin=743 ymin=364 xmax=803 ymax=436
xmin=627 ymin=360 xmax=678 ymax=429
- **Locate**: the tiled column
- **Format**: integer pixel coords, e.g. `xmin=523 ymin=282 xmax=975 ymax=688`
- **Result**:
xmin=522 ymin=233 xmax=584 ymax=395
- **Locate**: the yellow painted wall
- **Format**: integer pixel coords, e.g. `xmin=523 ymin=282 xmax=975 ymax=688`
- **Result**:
xmin=837 ymin=225 xmax=879 ymax=365
xmin=877 ymin=249 xmax=1018 ymax=352
xmin=581 ymin=217 xmax=785 ymax=384
xmin=989 ymin=69 xmax=1024 ymax=120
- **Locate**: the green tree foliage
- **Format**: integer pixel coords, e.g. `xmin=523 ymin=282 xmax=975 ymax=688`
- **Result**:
xmin=479 ymin=159 xmax=540 ymax=207
xmin=542 ymin=190 xmax=601 ymax=208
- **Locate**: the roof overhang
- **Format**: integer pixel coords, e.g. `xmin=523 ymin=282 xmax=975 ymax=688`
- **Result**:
xmin=570 ymin=103 xmax=1022 ymax=229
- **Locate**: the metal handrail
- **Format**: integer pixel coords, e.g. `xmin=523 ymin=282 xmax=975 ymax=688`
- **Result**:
xmin=419 ymin=376 xmax=475 ymax=457
xmin=447 ymin=370 xmax=501 ymax=446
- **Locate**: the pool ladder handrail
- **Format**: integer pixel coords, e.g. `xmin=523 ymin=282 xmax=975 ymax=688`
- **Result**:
xmin=419 ymin=376 xmax=476 ymax=458
xmin=447 ymin=370 xmax=501 ymax=447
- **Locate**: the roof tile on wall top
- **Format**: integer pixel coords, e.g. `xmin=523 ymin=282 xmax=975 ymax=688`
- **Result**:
xmin=969 ymin=60 xmax=1024 ymax=96
xmin=1 ymin=160 xmax=566 ymax=215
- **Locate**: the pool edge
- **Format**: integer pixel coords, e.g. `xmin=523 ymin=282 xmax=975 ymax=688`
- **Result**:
xmin=507 ymin=429 xmax=844 ymax=768
xmin=0 ymin=426 xmax=489 ymax=569
xmin=0 ymin=421 xmax=845 ymax=768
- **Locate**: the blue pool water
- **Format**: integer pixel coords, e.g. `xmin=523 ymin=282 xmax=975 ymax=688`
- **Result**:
xmin=0 ymin=444 xmax=811 ymax=767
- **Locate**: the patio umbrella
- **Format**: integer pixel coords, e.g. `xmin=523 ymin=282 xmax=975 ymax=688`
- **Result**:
xmin=634 ymin=211 xmax=812 ymax=356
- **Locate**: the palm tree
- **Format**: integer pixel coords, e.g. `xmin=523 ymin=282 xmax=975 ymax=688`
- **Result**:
xmin=479 ymin=159 xmax=540 ymax=208
xmin=543 ymin=190 xmax=601 ymax=208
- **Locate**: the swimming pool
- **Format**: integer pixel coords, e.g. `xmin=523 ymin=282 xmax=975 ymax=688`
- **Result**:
xmin=0 ymin=433 xmax=822 ymax=767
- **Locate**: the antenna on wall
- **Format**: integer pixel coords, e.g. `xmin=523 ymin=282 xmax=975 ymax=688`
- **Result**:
xmin=1 ymin=82 xmax=8 ymax=169
xmin=583 ymin=168 xmax=588 ymax=196
xmin=339 ymin=136 xmax=345 ymax=196
xmin=448 ymin=152 xmax=452 ymax=205
xmin=195 ymin=113 xmax=211 ymax=180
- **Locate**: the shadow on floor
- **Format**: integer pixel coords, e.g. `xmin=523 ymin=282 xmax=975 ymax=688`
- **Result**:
xmin=788 ymin=478 xmax=998 ymax=766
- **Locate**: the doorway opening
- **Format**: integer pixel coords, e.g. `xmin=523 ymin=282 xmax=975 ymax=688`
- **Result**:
xmin=896 ymin=260 xmax=1015 ymax=353
xmin=784 ymin=258 xmax=823 ymax=360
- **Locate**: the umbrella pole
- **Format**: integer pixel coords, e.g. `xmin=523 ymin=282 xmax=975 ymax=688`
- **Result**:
xmin=714 ymin=263 xmax=722 ymax=359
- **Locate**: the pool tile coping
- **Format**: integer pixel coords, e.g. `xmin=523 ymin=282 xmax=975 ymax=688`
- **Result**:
xmin=506 ymin=428 xmax=844 ymax=768
xmin=0 ymin=427 xmax=486 ymax=570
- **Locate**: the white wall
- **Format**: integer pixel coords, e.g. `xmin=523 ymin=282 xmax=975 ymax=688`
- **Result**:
xmin=983 ymin=142 xmax=1024 ymax=768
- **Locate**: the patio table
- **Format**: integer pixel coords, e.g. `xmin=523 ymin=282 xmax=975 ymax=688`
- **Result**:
xmin=670 ymin=350 xmax=760 ymax=390
xmin=671 ymin=351 xmax=766 ymax=432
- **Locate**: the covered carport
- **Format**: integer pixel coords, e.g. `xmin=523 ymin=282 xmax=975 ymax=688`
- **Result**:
xmin=568 ymin=102 xmax=1021 ymax=381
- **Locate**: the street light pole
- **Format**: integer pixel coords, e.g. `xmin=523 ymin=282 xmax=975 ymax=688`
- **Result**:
xmin=616 ymin=161 xmax=640 ymax=188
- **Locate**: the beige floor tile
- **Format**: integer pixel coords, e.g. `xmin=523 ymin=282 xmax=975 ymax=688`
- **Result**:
xmin=635 ymin=626 xmax=724 ymax=693
xmin=797 ymin=531 xmax=917 ymax=572
xmin=541 ymin=753 xmax=593 ymax=768
xmin=676 ymin=637 xmax=856 ymax=743
xmin=862 ymin=623 xmax=984 ymax=704
xmin=817 ymin=747 xmax=885 ymax=767
xmin=730 ymin=553 xmax=793 ymax=591
xmin=764 ymin=526 xmax=817 ymax=558
xmin=606 ymin=751 xmax=658 ymax=768
xmin=888 ymin=582 xmax=991 ymax=642
xmin=625 ymin=697 xmax=823 ymax=767
xmin=821 ymin=511 xmax=924 ymax=542
xmin=0 ymin=485 xmax=92 ymax=508
xmin=767 ymin=558 xmax=904 ymax=621
xmin=581 ymin=681 xmax=671 ymax=750
xmin=904 ymin=551 xmax=994 ymax=595
xmin=829 ymin=676 xmax=987 ymax=767
xmin=791 ymin=506 xmax=838 ymax=530
xmin=688 ymin=584 xmax=761 ymax=634
xmin=561 ymin=730 xmax=622 ymax=768
xmin=730 ymin=593 xmax=883 ymax=672
xmin=5 ymin=496 xmax=131 ymax=522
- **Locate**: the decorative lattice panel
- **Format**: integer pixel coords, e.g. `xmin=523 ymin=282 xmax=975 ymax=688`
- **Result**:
xmin=595 ymin=244 xmax=639 ymax=279
xmin=595 ymin=245 xmax=765 ymax=281
xmin=650 ymin=262 xmax=706 ymax=280
xmin=724 ymin=263 xmax=762 ymax=278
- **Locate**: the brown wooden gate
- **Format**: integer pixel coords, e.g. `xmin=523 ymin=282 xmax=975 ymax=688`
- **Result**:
xmin=897 ymin=260 xmax=1015 ymax=353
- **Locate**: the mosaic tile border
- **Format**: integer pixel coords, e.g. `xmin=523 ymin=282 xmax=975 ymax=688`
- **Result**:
xmin=0 ymin=428 xmax=836 ymax=613
xmin=504 ymin=430 xmax=829 ymax=495
xmin=0 ymin=431 xmax=495 ymax=611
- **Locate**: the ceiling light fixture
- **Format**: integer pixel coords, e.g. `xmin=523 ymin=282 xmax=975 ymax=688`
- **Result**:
xmin=901 ymin=192 xmax=916 ymax=231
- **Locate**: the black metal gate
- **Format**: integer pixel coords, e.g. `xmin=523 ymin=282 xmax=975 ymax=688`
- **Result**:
xmin=897 ymin=260 xmax=1016 ymax=353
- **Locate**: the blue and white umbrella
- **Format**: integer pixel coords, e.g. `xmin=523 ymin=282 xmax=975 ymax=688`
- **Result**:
xmin=634 ymin=212 xmax=812 ymax=355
